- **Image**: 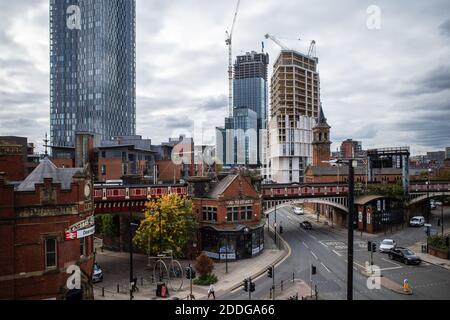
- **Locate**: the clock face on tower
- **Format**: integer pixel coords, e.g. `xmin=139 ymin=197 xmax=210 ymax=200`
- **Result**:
xmin=84 ymin=181 xmax=92 ymax=199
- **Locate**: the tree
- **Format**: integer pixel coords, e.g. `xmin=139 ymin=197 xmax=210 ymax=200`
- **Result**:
xmin=367 ymin=182 xmax=405 ymax=201
xmin=95 ymin=214 xmax=116 ymax=237
xmin=133 ymin=194 xmax=197 ymax=257
xmin=194 ymin=254 xmax=214 ymax=277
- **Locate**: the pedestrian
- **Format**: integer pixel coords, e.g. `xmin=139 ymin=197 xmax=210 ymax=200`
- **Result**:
xmin=207 ymin=284 xmax=215 ymax=300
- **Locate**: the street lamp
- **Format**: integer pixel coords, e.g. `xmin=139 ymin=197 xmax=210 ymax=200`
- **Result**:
xmin=324 ymin=158 xmax=357 ymax=301
xmin=129 ymin=212 xmax=139 ymax=301
xmin=426 ymin=168 xmax=432 ymax=223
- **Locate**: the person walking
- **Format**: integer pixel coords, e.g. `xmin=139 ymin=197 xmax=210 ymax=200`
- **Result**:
xmin=207 ymin=284 xmax=216 ymax=300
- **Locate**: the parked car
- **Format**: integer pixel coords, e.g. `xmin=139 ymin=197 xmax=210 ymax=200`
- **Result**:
xmin=300 ymin=221 xmax=312 ymax=229
xmin=379 ymin=239 xmax=396 ymax=253
xmin=293 ymin=207 xmax=304 ymax=215
xmin=92 ymin=262 xmax=103 ymax=283
xmin=388 ymin=247 xmax=422 ymax=265
xmin=435 ymin=201 xmax=443 ymax=206
xmin=430 ymin=203 xmax=437 ymax=210
xmin=409 ymin=216 xmax=425 ymax=227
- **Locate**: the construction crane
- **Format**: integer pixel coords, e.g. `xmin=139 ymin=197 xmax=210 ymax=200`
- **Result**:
xmin=225 ymin=0 xmax=241 ymax=118
xmin=265 ymin=34 xmax=317 ymax=58
xmin=264 ymin=34 xmax=290 ymax=51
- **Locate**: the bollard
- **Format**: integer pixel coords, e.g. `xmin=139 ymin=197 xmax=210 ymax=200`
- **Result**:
xmin=102 ymin=287 xmax=105 ymax=297
xmin=293 ymin=272 xmax=295 ymax=283
xmin=269 ymin=287 xmax=272 ymax=299
xmin=141 ymin=277 xmax=144 ymax=286
xmin=117 ymin=284 xmax=120 ymax=293
xmin=281 ymin=280 xmax=283 ymax=291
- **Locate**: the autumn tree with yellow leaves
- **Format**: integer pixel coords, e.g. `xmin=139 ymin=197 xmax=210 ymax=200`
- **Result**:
xmin=133 ymin=194 xmax=197 ymax=257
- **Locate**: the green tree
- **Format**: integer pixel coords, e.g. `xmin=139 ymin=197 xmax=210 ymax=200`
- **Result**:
xmin=367 ymin=182 xmax=405 ymax=201
xmin=95 ymin=214 xmax=116 ymax=237
xmin=133 ymin=194 xmax=197 ymax=257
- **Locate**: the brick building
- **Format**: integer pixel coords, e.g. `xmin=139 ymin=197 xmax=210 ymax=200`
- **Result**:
xmin=0 ymin=158 xmax=95 ymax=300
xmin=0 ymin=136 xmax=40 ymax=181
xmin=188 ymin=171 xmax=264 ymax=261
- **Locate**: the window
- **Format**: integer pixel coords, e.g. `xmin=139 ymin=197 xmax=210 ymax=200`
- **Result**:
xmin=101 ymin=165 xmax=106 ymax=175
xmin=226 ymin=207 xmax=239 ymax=222
xmin=45 ymin=238 xmax=57 ymax=269
xmin=202 ymin=207 xmax=217 ymax=222
xmin=80 ymin=237 xmax=86 ymax=256
xmin=240 ymin=206 xmax=253 ymax=221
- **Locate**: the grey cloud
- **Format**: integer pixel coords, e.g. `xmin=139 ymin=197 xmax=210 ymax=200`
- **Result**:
xmin=439 ymin=18 xmax=450 ymax=37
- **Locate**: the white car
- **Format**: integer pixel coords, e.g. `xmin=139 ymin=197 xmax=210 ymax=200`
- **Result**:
xmin=293 ymin=207 xmax=304 ymax=215
xmin=379 ymin=239 xmax=396 ymax=253
xmin=409 ymin=216 xmax=425 ymax=227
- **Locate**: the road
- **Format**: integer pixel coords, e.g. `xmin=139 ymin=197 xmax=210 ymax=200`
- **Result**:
xmin=220 ymin=206 xmax=450 ymax=300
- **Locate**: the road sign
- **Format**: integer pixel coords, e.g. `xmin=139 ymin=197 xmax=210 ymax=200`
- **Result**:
xmin=65 ymin=225 xmax=95 ymax=241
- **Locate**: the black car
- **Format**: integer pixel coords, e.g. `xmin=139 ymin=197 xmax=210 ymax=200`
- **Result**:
xmin=300 ymin=221 xmax=312 ymax=229
xmin=388 ymin=247 xmax=421 ymax=265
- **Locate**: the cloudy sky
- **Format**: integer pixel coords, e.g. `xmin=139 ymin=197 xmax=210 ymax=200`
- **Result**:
xmin=0 ymin=0 xmax=449 ymax=155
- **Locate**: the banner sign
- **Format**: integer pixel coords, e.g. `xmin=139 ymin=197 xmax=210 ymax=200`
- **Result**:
xmin=66 ymin=216 xmax=95 ymax=233
xmin=65 ymin=216 xmax=95 ymax=241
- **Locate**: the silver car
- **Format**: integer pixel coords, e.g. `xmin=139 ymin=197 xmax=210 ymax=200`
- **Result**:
xmin=379 ymin=239 xmax=396 ymax=253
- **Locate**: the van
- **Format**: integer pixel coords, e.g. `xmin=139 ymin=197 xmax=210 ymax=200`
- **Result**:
xmin=409 ymin=216 xmax=425 ymax=227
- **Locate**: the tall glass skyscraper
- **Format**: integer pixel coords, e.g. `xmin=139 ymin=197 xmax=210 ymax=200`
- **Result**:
xmin=50 ymin=0 xmax=136 ymax=147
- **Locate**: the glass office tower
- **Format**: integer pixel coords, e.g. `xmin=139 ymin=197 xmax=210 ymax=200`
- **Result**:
xmin=50 ymin=0 xmax=136 ymax=147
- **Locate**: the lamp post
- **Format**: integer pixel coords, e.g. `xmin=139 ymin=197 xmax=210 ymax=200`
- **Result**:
xmin=323 ymin=158 xmax=357 ymax=301
xmin=129 ymin=213 xmax=139 ymax=301
xmin=426 ymin=168 xmax=432 ymax=224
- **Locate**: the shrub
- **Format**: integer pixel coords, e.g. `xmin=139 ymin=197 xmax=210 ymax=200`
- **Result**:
xmin=194 ymin=254 xmax=214 ymax=277
xmin=193 ymin=273 xmax=218 ymax=286
xmin=428 ymin=235 xmax=449 ymax=250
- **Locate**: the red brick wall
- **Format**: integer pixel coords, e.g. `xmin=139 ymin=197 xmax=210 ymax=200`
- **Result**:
xmin=98 ymin=158 xmax=123 ymax=181
xmin=0 ymin=154 xmax=25 ymax=181
xmin=157 ymin=160 xmax=181 ymax=183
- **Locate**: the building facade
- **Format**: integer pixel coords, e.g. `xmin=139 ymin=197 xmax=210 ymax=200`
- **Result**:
xmin=0 ymin=158 xmax=95 ymax=300
xmin=188 ymin=172 xmax=264 ymax=261
xmin=268 ymin=50 xmax=321 ymax=183
xmin=340 ymin=139 xmax=364 ymax=159
xmin=312 ymin=106 xmax=331 ymax=167
xmin=50 ymin=0 xmax=136 ymax=147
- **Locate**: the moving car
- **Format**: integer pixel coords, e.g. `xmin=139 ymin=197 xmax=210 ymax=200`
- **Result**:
xmin=293 ymin=207 xmax=304 ymax=215
xmin=300 ymin=221 xmax=312 ymax=229
xmin=388 ymin=247 xmax=422 ymax=265
xmin=92 ymin=262 xmax=103 ymax=283
xmin=379 ymin=239 xmax=396 ymax=253
xmin=409 ymin=216 xmax=425 ymax=227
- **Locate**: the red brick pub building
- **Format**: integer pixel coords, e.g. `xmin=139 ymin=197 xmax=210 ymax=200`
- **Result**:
xmin=188 ymin=171 xmax=264 ymax=261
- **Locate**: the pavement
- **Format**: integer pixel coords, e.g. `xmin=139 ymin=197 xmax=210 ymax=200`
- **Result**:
xmin=408 ymin=240 xmax=450 ymax=271
xmin=93 ymin=228 xmax=288 ymax=300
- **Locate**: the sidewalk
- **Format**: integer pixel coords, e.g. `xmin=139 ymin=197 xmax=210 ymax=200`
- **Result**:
xmin=93 ymin=229 xmax=288 ymax=300
xmin=408 ymin=242 xmax=450 ymax=271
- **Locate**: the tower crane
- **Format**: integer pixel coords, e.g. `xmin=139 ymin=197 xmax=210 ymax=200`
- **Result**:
xmin=264 ymin=34 xmax=290 ymax=51
xmin=225 ymin=0 xmax=241 ymax=118
xmin=265 ymin=34 xmax=317 ymax=58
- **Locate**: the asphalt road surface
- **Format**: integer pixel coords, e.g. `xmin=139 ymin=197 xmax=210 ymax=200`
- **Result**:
xmin=219 ymin=206 xmax=450 ymax=300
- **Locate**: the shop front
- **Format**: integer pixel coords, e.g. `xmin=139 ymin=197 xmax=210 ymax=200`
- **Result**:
xmin=200 ymin=223 xmax=265 ymax=261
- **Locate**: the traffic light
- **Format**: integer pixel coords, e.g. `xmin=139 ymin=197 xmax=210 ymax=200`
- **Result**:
xmin=250 ymin=281 xmax=255 ymax=293
xmin=311 ymin=265 xmax=317 ymax=275
xmin=367 ymin=241 xmax=372 ymax=252
xmin=185 ymin=267 xmax=196 ymax=279
xmin=371 ymin=242 xmax=377 ymax=253
xmin=243 ymin=278 xmax=249 ymax=292
xmin=267 ymin=266 xmax=273 ymax=278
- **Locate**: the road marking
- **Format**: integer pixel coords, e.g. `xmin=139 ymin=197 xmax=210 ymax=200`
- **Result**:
xmin=310 ymin=235 xmax=318 ymax=240
xmin=321 ymin=262 xmax=331 ymax=273
xmin=310 ymin=251 xmax=318 ymax=260
xmin=319 ymin=241 xmax=328 ymax=249
xmin=381 ymin=258 xmax=402 ymax=268
xmin=332 ymin=250 xmax=342 ymax=257
xmin=302 ymin=242 xmax=309 ymax=249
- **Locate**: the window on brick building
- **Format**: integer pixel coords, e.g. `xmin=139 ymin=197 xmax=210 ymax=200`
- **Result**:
xmin=80 ymin=237 xmax=86 ymax=257
xmin=45 ymin=238 xmax=57 ymax=269
xmin=226 ymin=207 xmax=239 ymax=222
xmin=101 ymin=165 xmax=106 ymax=175
xmin=240 ymin=206 xmax=252 ymax=221
xmin=202 ymin=207 xmax=217 ymax=222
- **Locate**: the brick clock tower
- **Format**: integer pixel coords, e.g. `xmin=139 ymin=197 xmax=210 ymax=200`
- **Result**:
xmin=312 ymin=105 xmax=331 ymax=167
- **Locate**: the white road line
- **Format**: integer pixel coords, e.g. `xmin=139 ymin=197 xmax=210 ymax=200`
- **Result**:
xmin=310 ymin=235 xmax=318 ymax=240
xmin=379 ymin=266 xmax=403 ymax=271
xmin=381 ymin=258 xmax=402 ymax=268
xmin=321 ymin=262 xmax=331 ymax=273
xmin=310 ymin=251 xmax=318 ymax=260
xmin=332 ymin=250 xmax=342 ymax=257
xmin=302 ymin=242 xmax=309 ymax=249
xmin=319 ymin=241 xmax=328 ymax=249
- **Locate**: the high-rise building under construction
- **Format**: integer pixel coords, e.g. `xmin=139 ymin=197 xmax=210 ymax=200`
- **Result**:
xmin=267 ymin=50 xmax=321 ymax=183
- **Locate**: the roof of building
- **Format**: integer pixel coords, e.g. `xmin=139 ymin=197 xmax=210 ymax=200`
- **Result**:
xmin=17 ymin=158 xmax=83 ymax=192
xmin=205 ymin=174 xmax=238 ymax=199
xmin=314 ymin=104 xmax=331 ymax=129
